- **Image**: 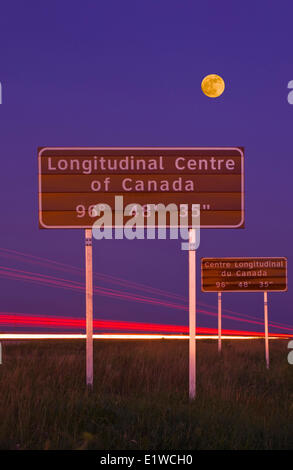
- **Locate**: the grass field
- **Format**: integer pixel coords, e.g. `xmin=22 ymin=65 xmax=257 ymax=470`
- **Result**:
xmin=0 ymin=339 xmax=292 ymax=450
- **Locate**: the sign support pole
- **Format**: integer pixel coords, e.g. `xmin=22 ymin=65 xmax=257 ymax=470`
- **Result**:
xmin=218 ymin=292 xmax=222 ymax=353
xmin=264 ymin=291 xmax=269 ymax=369
xmin=189 ymin=229 xmax=196 ymax=400
xmin=85 ymin=229 xmax=93 ymax=388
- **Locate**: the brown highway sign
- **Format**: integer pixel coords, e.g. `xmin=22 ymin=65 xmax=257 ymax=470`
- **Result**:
xmin=201 ymin=257 xmax=288 ymax=292
xmin=38 ymin=147 xmax=244 ymax=229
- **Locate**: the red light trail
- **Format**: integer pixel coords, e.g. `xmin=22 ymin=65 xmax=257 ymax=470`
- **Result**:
xmin=0 ymin=313 xmax=291 ymax=337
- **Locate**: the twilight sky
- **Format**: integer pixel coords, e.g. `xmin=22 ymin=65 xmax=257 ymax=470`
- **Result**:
xmin=0 ymin=1 xmax=292 ymax=334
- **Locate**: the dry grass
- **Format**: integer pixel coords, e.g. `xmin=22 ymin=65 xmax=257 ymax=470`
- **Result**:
xmin=0 ymin=339 xmax=292 ymax=450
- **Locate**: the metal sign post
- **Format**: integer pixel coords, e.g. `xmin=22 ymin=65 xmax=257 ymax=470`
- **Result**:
xmin=189 ymin=229 xmax=196 ymax=400
xmin=218 ymin=292 xmax=222 ymax=353
xmin=264 ymin=291 xmax=269 ymax=369
xmin=85 ymin=229 xmax=93 ymax=388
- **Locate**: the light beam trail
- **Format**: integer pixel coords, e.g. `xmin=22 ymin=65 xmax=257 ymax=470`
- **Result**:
xmin=0 ymin=313 xmax=292 ymax=338
xmin=0 ymin=334 xmax=283 ymax=340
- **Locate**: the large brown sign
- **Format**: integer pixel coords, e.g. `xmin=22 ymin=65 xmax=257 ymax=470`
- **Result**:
xmin=201 ymin=257 xmax=288 ymax=292
xmin=38 ymin=147 xmax=244 ymax=229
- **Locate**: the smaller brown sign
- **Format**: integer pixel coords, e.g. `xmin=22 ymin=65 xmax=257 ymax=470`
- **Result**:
xmin=201 ymin=257 xmax=288 ymax=292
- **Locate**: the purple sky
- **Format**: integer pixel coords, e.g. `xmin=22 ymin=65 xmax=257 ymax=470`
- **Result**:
xmin=0 ymin=1 xmax=292 ymax=333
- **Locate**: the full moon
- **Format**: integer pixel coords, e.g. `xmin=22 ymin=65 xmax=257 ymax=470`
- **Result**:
xmin=201 ymin=74 xmax=225 ymax=98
